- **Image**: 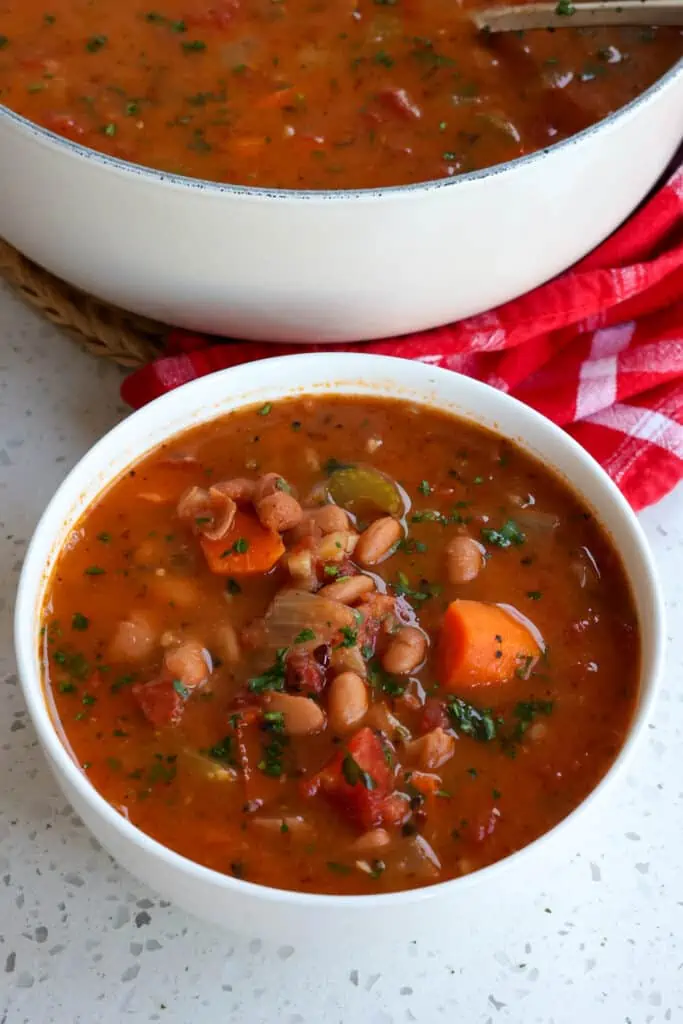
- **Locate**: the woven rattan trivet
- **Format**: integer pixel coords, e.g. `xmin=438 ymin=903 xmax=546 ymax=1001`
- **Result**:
xmin=0 ymin=237 xmax=168 ymax=367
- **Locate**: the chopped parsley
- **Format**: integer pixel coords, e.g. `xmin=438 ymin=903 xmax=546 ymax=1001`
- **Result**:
xmin=342 ymin=753 xmax=376 ymax=790
xmin=447 ymin=697 xmax=497 ymax=742
xmin=182 ymin=39 xmax=207 ymax=52
xmin=248 ymin=648 xmax=288 ymax=693
xmin=207 ymin=736 xmax=234 ymax=763
xmin=393 ymin=571 xmax=441 ymax=604
xmin=336 ymin=626 xmax=358 ymax=649
xmin=294 ymin=628 xmax=316 ymax=645
xmin=71 ymin=612 xmax=89 ymax=631
xmin=258 ymin=735 xmax=287 ymax=776
xmin=327 ymin=861 xmax=352 ymax=874
xmin=418 ymin=480 xmax=432 ymax=495
xmin=526 ymin=590 xmax=543 ymax=601
xmin=85 ymin=34 xmax=107 ymax=52
xmin=81 ymin=693 xmax=97 ymax=706
xmin=222 ymin=537 xmax=249 ymax=557
xmin=258 ymin=402 xmax=273 ymax=416
xmin=480 ymin=519 xmax=526 ymax=548
xmin=84 ymin=565 xmax=106 ymax=576
xmin=555 ymin=0 xmax=575 ymax=13
xmin=262 ymin=710 xmax=285 ymax=732
xmin=172 ymin=679 xmax=189 ymax=699
xmin=367 ymin=658 xmax=405 ymax=697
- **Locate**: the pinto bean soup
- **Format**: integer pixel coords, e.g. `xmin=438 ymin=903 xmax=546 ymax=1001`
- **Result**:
xmin=0 ymin=1 xmax=681 ymax=189
xmin=41 ymin=397 xmax=640 ymax=894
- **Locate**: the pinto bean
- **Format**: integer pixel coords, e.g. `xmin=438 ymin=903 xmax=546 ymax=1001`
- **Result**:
xmin=350 ymin=828 xmax=392 ymax=855
xmin=108 ymin=612 xmax=157 ymax=663
xmin=354 ymin=516 xmax=401 ymax=566
xmin=253 ymin=472 xmax=292 ymax=503
xmin=404 ymin=727 xmax=455 ymax=771
xmin=319 ymin=574 xmax=375 ymax=604
xmin=446 ymin=535 xmax=485 ymax=584
xmin=310 ymin=505 xmax=349 ymax=534
xmin=211 ymin=478 xmax=256 ymax=503
xmin=164 ymin=641 xmax=212 ymax=688
xmin=213 ymin=622 xmax=241 ymax=665
xmin=327 ymin=672 xmax=369 ymax=735
xmin=256 ymin=492 xmax=303 ymax=532
xmin=316 ymin=530 xmax=358 ymax=563
xmin=382 ymin=626 xmax=427 ymax=675
xmin=265 ymin=692 xmax=326 ymax=735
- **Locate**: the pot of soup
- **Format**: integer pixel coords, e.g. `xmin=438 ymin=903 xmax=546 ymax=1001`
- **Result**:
xmin=0 ymin=2 xmax=681 ymax=341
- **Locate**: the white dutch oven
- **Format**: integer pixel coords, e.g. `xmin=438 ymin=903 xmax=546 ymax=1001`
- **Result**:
xmin=1 ymin=61 xmax=682 ymax=343
xmin=14 ymin=354 xmax=664 ymax=944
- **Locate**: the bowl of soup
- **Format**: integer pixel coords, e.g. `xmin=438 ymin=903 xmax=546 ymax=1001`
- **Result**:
xmin=14 ymin=353 xmax=664 ymax=942
xmin=0 ymin=4 xmax=681 ymax=340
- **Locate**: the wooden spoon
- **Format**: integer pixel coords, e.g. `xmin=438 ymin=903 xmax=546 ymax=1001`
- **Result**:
xmin=472 ymin=0 xmax=683 ymax=33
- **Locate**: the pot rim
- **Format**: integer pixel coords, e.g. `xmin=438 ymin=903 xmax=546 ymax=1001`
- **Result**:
xmin=1 ymin=58 xmax=681 ymax=202
xmin=14 ymin=352 xmax=666 ymax=912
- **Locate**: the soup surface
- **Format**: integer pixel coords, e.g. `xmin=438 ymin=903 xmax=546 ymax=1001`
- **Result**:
xmin=42 ymin=396 xmax=639 ymax=895
xmin=0 ymin=1 xmax=680 ymax=189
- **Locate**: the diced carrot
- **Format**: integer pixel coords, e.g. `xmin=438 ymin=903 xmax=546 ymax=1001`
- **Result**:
xmin=438 ymin=600 xmax=540 ymax=692
xmin=256 ymin=86 xmax=296 ymax=110
xmin=200 ymin=509 xmax=284 ymax=575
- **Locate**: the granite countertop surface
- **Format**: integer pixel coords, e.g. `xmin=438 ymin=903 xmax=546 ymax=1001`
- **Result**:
xmin=0 ymin=280 xmax=681 ymax=1024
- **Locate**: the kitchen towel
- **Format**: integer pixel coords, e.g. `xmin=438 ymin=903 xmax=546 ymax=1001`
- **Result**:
xmin=122 ymin=162 xmax=683 ymax=511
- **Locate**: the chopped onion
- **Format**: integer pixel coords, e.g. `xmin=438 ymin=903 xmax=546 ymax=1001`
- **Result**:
xmin=261 ymin=589 xmax=355 ymax=651
xmin=396 ymin=835 xmax=441 ymax=879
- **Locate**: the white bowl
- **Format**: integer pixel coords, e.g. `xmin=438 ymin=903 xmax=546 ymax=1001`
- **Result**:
xmin=14 ymin=354 xmax=664 ymax=944
xmin=1 ymin=61 xmax=682 ymax=341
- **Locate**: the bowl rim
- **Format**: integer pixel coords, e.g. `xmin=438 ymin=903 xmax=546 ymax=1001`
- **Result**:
xmin=14 ymin=352 xmax=666 ymax=910
xmin=1 ymin=57 xmax=681 ymax=202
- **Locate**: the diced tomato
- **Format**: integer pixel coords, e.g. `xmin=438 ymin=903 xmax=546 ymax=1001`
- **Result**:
xmin=419 ymin=697 xmax=449 ymax=734
xmin=43 ymin=112 xmax=87 ymax=141
xmin=312 ymin=727 xmax=394 ymax=830
xmin=285 ymin=648 xmax=326 ymax=695
xmin=132 ymin=678 xmax=184 ymax=728
xmin=381 ymin=791 xmax=411 ymax=827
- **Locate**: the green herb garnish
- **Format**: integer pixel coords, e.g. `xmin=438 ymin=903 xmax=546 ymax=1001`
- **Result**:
xmin=481 ymin=520 xmax=526 ymax=548
xmin=71 ymin=612 xmax=89 ymax=631
xmin=447 ymin=697 xmax=497 ymax=742
xmin=342 ymin=753 xmax=376 ymax=790
xmin=85 ymin=34 xmax=107 ymax=52
xmin=248 ymin=648 xmax=288 ymax=693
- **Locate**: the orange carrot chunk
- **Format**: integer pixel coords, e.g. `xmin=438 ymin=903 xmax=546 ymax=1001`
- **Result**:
xmin=438 ymin=599 xmax=540 ymax=692
xmin=200 ymin=509 xmax=284 ymax=575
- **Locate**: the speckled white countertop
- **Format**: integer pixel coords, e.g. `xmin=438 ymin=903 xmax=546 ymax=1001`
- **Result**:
xmin=0 ymin=278 xmax=682 ymax=1024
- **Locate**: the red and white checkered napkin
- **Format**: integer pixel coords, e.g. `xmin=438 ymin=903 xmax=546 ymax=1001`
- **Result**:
xmin=121 ymin=163 xmax=683 ymax=511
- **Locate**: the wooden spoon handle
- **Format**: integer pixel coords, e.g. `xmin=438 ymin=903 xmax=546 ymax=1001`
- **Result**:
xmin=472 ymin=0 xmax=683 ymax=33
